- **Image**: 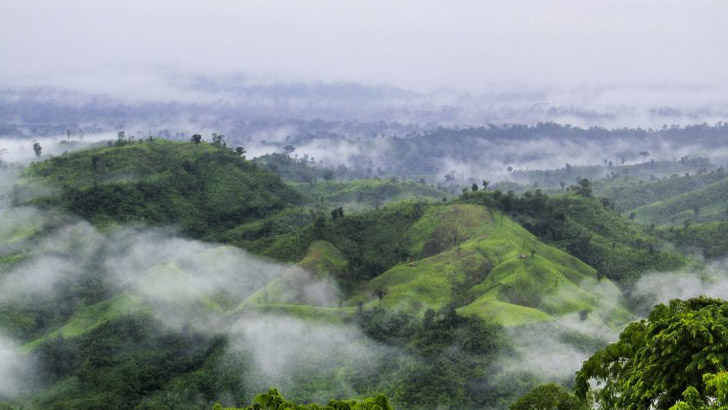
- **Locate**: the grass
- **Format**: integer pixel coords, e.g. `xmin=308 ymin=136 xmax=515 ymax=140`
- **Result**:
xmin=23 ymin=293 xmax=147 ymax=350
xmin=343 ymin=204 xmax=633 ymax=327
xmin=292 ymin=178 xmax=447 ymax=210
xmin=241 ymin=240 xmax=346 ymax=307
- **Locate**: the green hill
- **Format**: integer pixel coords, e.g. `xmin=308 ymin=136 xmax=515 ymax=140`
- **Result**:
xmin=236 ymin=203 xmax=632 ymax=327
xmin=629 ymin=175 xmax=728 ymax=225
xmin=459 ymin=190 xmax=687 ymax=284
xmin=593 ymin=169 xmax=727 ymax=214
xmin=342 ymin=204 xmax=631 ymax=327
xmin=291 ymin=178 xmax=447 ymax=210
xmin=20 ymin=139 xmax=304 ymax=240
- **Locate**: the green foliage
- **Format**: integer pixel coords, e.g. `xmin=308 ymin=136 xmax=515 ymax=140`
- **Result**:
xmin=656 ymin=221 xmax=728 ymax=259
xmin=669 ymin=372 xmax=728 ymax=410
xmin=253 ymin=153 xmax=364 ymax=183
xmin=315 ymin=201 xmax=426 ymax=291
xmin=213 ymin=388 xmax=393 ymax=410
xmin=576 ymin=297 xmax=728 ymax=410
xmin=460 ymin=190 xmax=686 ymax=284
xmin=355 ymin=306 xmax=511 ymax=409
xmin=510 ymin=384 xmax=587 ymax=410
xmin=26 ymin=315 xmax=247 ymax=410
xmin=593 ymin=166 xmax=723 ymax=213
xmin=627 ymin=173 xmax=728 ymax=225
xmin=291 ymin=178 xmax=447 ymax=211
xmin=22 ymin=139 xmax=303 ymax=241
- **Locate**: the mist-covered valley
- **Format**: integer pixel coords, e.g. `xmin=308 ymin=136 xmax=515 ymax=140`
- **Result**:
xmin=3 ymin=1 xmax=728 ymax=409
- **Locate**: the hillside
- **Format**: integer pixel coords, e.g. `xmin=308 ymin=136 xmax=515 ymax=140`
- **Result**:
xmin=459 ymin=190 xmax=687 ymax=284
xmin=0 ymin=139 xmax=697 ymax=410
xmin=20 ymin=138 xmax=304 ymax=240
xmin=240 ymin=204 xmax=632 ymax=327
xmin=593 ymin=168 xmax=726 ymax=213
xmin=291 ymin=178 xmax=447 ymax=210
xmin=628 ymin=175 xmax=728 ymax=225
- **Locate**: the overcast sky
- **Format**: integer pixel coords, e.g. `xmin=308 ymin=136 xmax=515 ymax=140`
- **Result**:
xmin=1 ymin=0 xmax=726 ymax=95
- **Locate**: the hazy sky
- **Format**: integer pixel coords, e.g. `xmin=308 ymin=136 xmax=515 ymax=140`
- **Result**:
xmin=1 ymin=0 xmax=726 ymax=94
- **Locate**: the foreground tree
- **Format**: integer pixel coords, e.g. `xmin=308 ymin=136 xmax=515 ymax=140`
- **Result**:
xmin=33 ymin=142 xmax=42 ymax=158
xmin=510 ymin=384 xmax=587 ymax=410
xmin=576 ymin=297 xmax=728 ymax=410
xmin=213 ymin=388 xmax=393 ymax=410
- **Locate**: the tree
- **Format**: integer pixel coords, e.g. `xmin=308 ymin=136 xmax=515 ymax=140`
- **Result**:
xmin=191 ymin=134 xmax=202 ymax=144
xmin=234 ymin=146 xmax=246 ymax=157
xmin=640 ymin=151 xmax=650 ymax=162
xmin=670 ymin=372 xmax=728 ymax=410
xmin=572 ymin=178 xmax=592 ymax=198
xmin=375 ymin=287 xmax=387 ymax=310
xmin=212 ymin=133 xmax=225 ymax=146
xmin=511 ymin=384 xmax=587 ymax=410
xmin=33 ymin=142 xmax=42 ymax=158
xmin=471 ymin=183 xmax=479 ymax=192
xmin=482 ymin=180 xmax=489 ymax=190
xmin=576 ymin=297 xmax=728 ymax=410
xmin=313 ymin=214 xmax=326 ymax=239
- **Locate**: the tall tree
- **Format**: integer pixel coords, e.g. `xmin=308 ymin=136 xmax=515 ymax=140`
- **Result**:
xmin=576 ymin=297 xmax=728 ymax=410
xmin=33 ymin=142 xmax=42 ymax=158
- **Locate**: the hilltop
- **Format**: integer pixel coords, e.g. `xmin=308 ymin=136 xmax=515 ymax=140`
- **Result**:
xmin=20 ymin=138 xmax=304 ymax=240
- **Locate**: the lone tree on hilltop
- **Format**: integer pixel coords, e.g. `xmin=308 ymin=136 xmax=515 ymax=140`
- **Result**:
xmin=375 ymin=287 xmax=388 ymax=310
xmin=191 ymin=134 xmax=202 ymax=144
xmin=33 ymin=142 xmax=42 ymax=158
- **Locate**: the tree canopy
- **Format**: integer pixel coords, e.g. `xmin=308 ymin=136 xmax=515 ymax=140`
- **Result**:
xmin=576 ymin=297 xmax=728 ymax=410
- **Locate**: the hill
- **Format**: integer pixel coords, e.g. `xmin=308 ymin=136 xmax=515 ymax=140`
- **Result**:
xmin=593 ymin=167 xmax=726 ymax=214
xmin=458 ymin=189 xmax=687 ymax=285
xmin=291 ymin=178 xmax=447 ymax=210
xmin=0 ymin=139 xmax=695 ymax=410
xmin=239 ymin=203 xmax=632 ymax=327
xmin=628 ymin=175 xmax=728 ymax=226
xmin=19 ymin=138 xmax=304 ymax=241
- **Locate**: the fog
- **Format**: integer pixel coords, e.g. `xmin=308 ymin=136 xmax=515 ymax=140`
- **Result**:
xmin=633 ymin=259 xmax=728 ymax=315
xmin=1 ymin=1 xmax=727 ymax=131
xmin=2 ymin=161 xmax=728 ymax=404
xmin=2 ymin=1 xmax=726 ymax=92
xmin=0 ymin=166 xmax=387 ymax=400
xmin=0 ymin=333 xmax=33 ymax=398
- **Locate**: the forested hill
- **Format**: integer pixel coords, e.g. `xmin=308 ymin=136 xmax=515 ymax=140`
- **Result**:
xmin=20 ymin=138 xmax=303 ymax=239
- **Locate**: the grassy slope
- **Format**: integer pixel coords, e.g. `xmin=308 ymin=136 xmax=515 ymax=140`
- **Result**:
xmin=240 ymin=240 xmax=347 ymax=307
xmin=593 ymin=171 xmax=727 ymax=213
xmin=335 ymin=204 xmax=633 ymax=327
xmin=630 ymin=175 xmax=728 ymax=225
xmin=291 ymin=178 xmax=447 ymax=209
xmin=234 ymin=203 xmax=633 ymax=327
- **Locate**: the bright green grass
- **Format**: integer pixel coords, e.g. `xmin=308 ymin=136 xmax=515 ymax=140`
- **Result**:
xmin=291 ymin=178 xmax=446 ymax=209
xmin=344 ymin=204 xmax=632 ymax=327
xmin=24 ymin=293 xmax=147 ymax=350
xmin=232 ymin=304 xmax=353 ymax=324
xmin=242 ymin=241 xmax=345 ymax=307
